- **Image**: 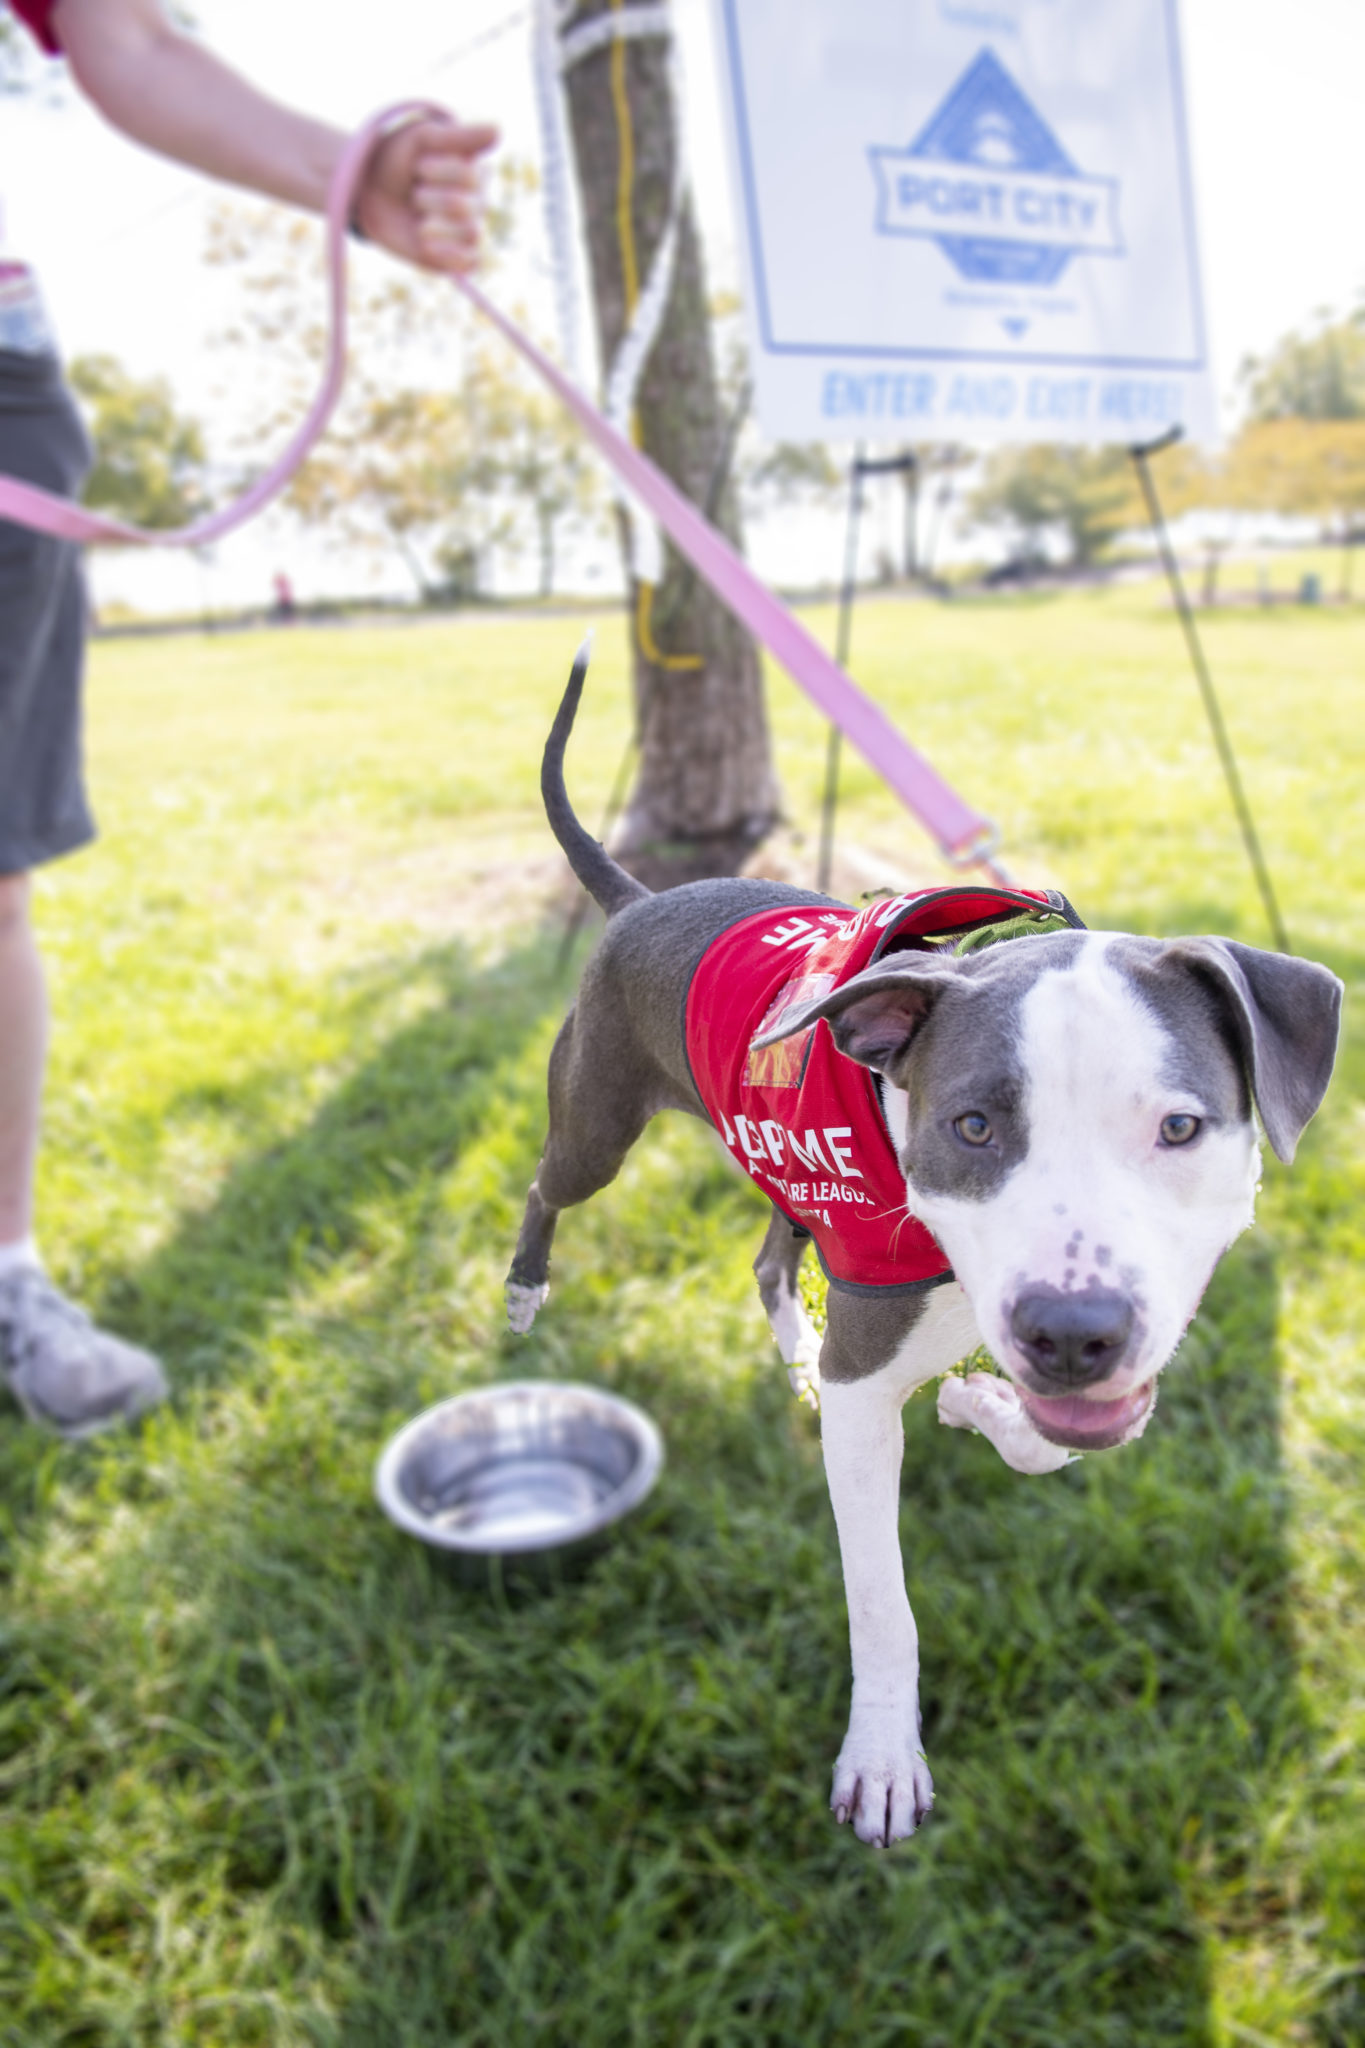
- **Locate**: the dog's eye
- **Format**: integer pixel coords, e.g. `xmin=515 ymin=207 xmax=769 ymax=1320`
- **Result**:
xmin=954 ymin=1112 xmax=993 ymax=1147
xmin=1160 ymin=1112 xmax=1201 ymax=1146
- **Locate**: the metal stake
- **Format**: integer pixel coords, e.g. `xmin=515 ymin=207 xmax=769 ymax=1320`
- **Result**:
xmin=1130 ymin=427 xmax=1292 ymax=955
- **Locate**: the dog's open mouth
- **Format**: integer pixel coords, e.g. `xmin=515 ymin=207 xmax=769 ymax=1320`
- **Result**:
xmin=1018 ymin=1380 xmax=1154 ymax=1450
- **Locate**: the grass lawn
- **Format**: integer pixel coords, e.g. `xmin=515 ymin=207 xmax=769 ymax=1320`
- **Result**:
xmin=2 ymin=584 xmax=1363 ymax=2046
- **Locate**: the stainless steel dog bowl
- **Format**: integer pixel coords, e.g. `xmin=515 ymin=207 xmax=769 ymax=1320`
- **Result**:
xmin=374 ymin=1381 xmax=664 ymax=1557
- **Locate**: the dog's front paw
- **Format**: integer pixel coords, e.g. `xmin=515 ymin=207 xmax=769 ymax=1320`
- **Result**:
xmin=505 ymin=1280 xmax=549 ymax=1335
xmin=830 ymin=1709 xmax=933 ymax=1847
xmin=937 ymin=1369 xmax=1004 ymax=1432
xmin=937 ymin=1370 xmax=1072 ymax=1475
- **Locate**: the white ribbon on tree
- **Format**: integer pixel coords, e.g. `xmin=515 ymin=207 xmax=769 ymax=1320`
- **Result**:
xmin=557 ymin=2 xmax=673 ymax=68
xmin=551 ymin=1 xmax=689 ymax=592
xmin=532 ymin=0 xmax=584 ymax=383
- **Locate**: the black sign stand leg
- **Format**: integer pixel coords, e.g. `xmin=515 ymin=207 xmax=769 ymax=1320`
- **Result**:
xmin=817 ymin=447 xmax=921 ymax=897
xmin=1129 ymin=427 xmax=1292 ymax=956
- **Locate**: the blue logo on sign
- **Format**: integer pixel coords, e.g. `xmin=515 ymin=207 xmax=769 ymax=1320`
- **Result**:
xmin=869 ymin=48 xmax=1123 ymax=288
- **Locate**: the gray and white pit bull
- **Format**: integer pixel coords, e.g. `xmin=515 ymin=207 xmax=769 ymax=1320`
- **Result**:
xmin=507 ymin=654 xmax=1343 ymax=1848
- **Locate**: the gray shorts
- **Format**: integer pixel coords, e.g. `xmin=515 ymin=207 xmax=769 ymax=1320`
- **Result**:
xmin=0 ymin=348 xmax=94 ymax=873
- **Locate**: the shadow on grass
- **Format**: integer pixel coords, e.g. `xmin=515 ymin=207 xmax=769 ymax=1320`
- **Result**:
xmin=97 ymin=933 xmax=576 ymax=1389
xmin=0 ymin=917 xmax=1340 ymax=2046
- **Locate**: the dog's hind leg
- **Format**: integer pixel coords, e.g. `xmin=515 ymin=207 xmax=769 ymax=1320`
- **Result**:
xmin=505 ymin=1178 xmax=561 ymax=1334
xmin=753 ymin=1208 xmax=822 ymax=1408
xmin=505 ymin=1009 xmax=660 ymax=1334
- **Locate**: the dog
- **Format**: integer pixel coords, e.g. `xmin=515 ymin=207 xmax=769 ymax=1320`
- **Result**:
xmin=506 ymin=651 xmax=1343 ymax=1848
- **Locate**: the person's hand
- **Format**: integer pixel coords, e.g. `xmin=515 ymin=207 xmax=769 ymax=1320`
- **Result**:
xmin=353 ymin=113 xmax=500 ymax=274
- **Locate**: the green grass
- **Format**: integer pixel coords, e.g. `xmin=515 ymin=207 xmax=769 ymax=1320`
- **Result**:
xmin=2 ymin=584 xmax=1363 ymax=2045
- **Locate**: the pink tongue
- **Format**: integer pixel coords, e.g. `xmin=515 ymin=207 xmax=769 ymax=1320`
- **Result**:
xmin=1022 ymin=1386 xmax=1147 ymax=1437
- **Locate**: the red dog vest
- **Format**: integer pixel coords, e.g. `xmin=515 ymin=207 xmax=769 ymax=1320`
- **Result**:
xmin=685 ymin=884 xmax=1064 ymax=1292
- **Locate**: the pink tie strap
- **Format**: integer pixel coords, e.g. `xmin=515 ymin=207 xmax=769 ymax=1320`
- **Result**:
xmin=0 ymin=101 xmax=998 ymax=867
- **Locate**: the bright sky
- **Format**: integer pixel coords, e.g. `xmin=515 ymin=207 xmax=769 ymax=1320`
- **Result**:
xmin=1 ymin=0 xmax=1363 ymax=608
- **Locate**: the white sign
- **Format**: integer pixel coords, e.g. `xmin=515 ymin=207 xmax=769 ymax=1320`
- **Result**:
xmin=709 ymin=0 xmax=1214 ymax=444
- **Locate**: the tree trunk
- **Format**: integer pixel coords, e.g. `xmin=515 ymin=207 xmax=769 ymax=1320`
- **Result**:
xmin=902 ymin=453 xmax=920 ymax=580
xmin=386 ymin=518 xmax=433 ymax=603
xmin=560 ymin=0 xmax=779 ymax=889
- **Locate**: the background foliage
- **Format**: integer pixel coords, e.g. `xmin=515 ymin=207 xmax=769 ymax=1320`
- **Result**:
xmin=200 ymin=182 xmax=603 ymax=601
xmin=70 ymin=353 xmax=210 ymax=531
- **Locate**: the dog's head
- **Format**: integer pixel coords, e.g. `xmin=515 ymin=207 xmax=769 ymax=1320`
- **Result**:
xmin=754 ymin=931 xmax=1342 ymax=1451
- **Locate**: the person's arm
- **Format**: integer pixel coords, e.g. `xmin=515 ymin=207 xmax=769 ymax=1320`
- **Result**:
xmin=50 ymin=0 xmax=498 ymax=272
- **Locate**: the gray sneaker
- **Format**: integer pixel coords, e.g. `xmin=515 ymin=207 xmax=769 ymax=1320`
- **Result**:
xmin=0 ymin=1266 xmax=168 ymax=1439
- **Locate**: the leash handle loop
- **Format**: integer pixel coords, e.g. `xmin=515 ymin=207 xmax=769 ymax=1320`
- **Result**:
xmin=0 ymin=100 xmax=437 ymax=549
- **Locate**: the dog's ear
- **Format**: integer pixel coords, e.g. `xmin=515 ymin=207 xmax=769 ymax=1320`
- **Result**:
xmin=1167 ymin=939 xmax=1343 ymax=1162
xmin=750 ymin=956 xmax=960 ymax=1073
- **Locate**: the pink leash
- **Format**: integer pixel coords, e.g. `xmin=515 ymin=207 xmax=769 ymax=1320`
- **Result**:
xmin=0 ymin=109 xmax=385 ymax=550
xmin=0 ymin=102 xmax=999 ymax=870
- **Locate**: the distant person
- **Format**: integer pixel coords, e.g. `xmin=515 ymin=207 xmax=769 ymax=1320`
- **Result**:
xmin=0 ymin=0 xmax=497 ymax=1435
xmin=271 ymin=570 xmax=297 ymax=624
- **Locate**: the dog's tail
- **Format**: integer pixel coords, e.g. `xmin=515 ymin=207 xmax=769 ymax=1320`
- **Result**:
xmin=543 ymin=640 xmax=651 ymax=917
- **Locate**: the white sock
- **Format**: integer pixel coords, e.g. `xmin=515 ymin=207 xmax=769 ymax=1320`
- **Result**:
xmin=0 ymin=1236 xmax=41 ymax=1277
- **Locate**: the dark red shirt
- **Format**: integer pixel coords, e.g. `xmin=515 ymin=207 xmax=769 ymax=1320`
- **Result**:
xmin=11 ymin=0 xmax=60 ymax=55
xmin=685 ymin=884 xmax=1058 ymax=1292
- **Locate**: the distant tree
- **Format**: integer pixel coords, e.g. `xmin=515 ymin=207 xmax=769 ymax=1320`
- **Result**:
xmin=278 ymin=353 xmax=518 ymax=600
xmin=741 ymin=440 xmax=841 ymax=513
xmin=918 ymin=445 xmax=976 ymax=581
xmin=968 ymin=444 xmax=1138 ymax=569
xmin=1220 ymin=419 xmax=1365 ymax=518
xmin=501 ymin=383 xmax=603 ymax=598
xmin=205 ymin=172 xmax=599 ymax=597
xmin=713 ymin=303 xmax=843 ymax=544
xmin=68 ymin=352 xmax=209 ymax=529
xmin=897 ymin=448 xmax=922 ymax=581
xmin=304 ymin=332 xmax=599 ymax=602
xmin=1240 ymin=309 xmax=1365 ymax=421
xmin=1120 ymin=437 xmax=1215 ymax=523
xmin=1126 ymin=414 xmax=1365 ymax=601
xmin=1219 ymin=419 xmax=1365 ymax=593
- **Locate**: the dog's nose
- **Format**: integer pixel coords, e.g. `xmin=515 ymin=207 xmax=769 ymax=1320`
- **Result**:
xmin=1010 ymin=1289 xmax=1135 ymax=1388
